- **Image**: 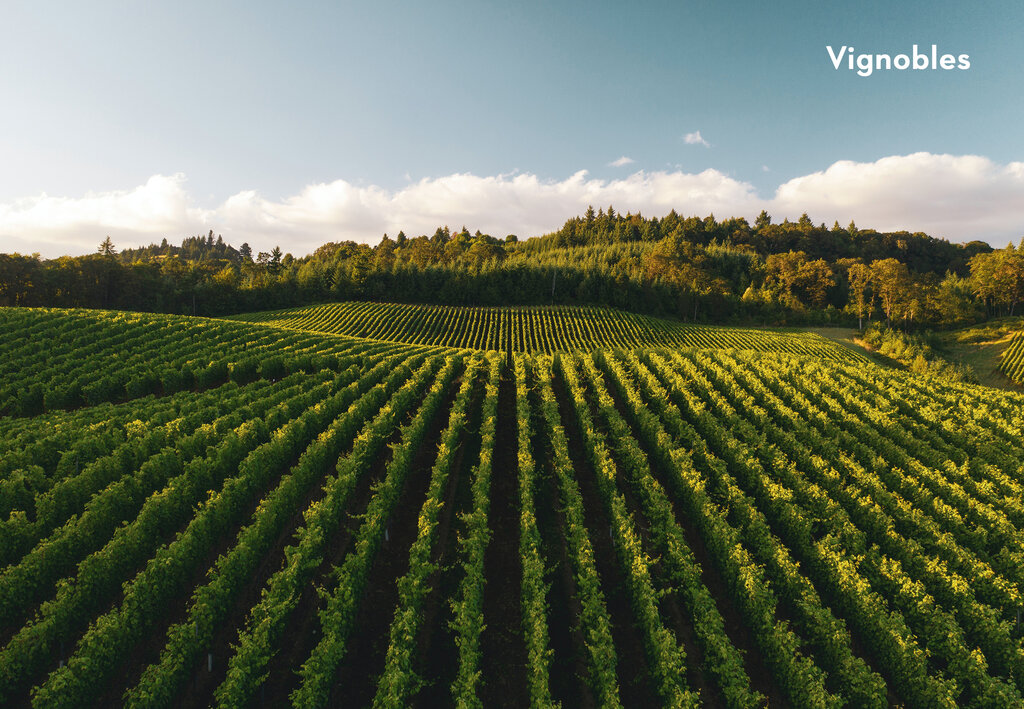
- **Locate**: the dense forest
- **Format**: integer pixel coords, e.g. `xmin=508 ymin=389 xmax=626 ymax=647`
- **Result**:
xmin=1 ymin=208 xmax=1021 ymax=329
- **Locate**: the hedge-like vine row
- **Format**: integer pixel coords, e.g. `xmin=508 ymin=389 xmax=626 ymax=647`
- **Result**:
xmin=228 ymin=301 xmax=858 ymax=359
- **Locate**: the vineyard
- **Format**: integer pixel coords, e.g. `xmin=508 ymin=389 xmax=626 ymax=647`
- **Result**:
xmin=226 ymin=301 xmax=859 ymax=360
xmin=999 ymin=331 xmax=1024 ymax=384
xmin=3 ymin=305 xmax=1024 ymax=708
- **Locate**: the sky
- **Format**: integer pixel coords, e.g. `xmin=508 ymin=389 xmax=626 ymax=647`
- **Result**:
xmin=1 ymin=0 xmax=1022 ymax=258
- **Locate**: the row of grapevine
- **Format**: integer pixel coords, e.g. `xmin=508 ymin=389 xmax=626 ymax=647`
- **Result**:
xmin=290 ymin=354 xmax=470 ymax=707
xmin=771 ymin=358 xmax=1024 ymax=612
xmin=0 ymin=373 xmax=346 ymax=570
xmin=0 ymin=375 xmax=324 ymax=634
xmin=666 ymin=351 xmax=972 ymax=705
xmin=717 ymin=352 xmax=1024 ymax=689
xmin=0 ymin=307 xmax=430 ymax=416
xmin=998 ymin=331 xmax=1024 ymax=383
xmin=4 ymin=304 xmax=1024 ymax=704
xmin=555 ymin=353 xmax=698 ymax=707
xmin=446 ymin=356 xmax=501 ymax=706
xmin=700 ymin=352 xmax=1019 ymax=704
xmin=745 ymin=355 xmax=1021 ymax=613
xmin=787 ymin=356 xmax=1024 ymax=581
xmin=638 ymin=350 xmax=889 ymax=706
xmin=373 ymin=355 xmax=488 ymax=707
xmin=228 ymin=301 xmax=858 ymax=359
xmin=122 ymin=354 xmax=444 ymax=706
xmin=588 ymin=350 xmax=777 ymax=708
xmin=0 ymin=367 xmax=364 ymax=703
xmin=652 ymin=349 xmax=1023 ymax=707
xmin=1 ymin=396 xmax=174 ymax=479
xmin=512 ymin=355 xmax=556 ymax=708
xmin=28 ymin=357 xmax=417 ymax=707
xmin=210 ymin=354 xmax=458 ymax=707
xmin=600 ymin=350 xmax=853 ymax=707
xmin=533 ymin=357 xmax=622 ymax=707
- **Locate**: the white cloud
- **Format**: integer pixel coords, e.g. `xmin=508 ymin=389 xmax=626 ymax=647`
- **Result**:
xmin=1 ymin=153 xmax=1021 ymax=258
xmin=683 ymin=131 xmax=710 ymax=147
xmin=0 ymin=169 xmax=759 ymax=257
xmin=608 ymin=156 xmax=635 ymax=167
xmin=770 ymin=153 xmax=1024 ymax=243
xmin=0 ymin=174 xmax=207 ymax=248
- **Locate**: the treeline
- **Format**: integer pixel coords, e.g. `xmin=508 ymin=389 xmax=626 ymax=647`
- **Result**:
xmin=0 ymin=211 xmax=1020 ymax=329
xmin=117 ymin=232 xmax=243 ymax=263
xmin=529 ymin=207 xmax=991 ymax=274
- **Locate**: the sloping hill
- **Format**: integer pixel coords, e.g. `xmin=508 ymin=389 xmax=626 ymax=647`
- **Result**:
xmin=4 ymin=306 xmax=1024 ymax=707
xmin=0 ymin=307 xmax=432 ymax=417
xmin=997 ymin=331 xmax=1024 ymax=384
xmin=226 ymin=301 xmax=863 ymax=360
xmin=938 ymin=318 xmax=1024 ymax=389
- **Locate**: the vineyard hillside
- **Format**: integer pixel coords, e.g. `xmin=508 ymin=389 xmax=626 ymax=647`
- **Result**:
xmin=0 ymin=308 xmax=436 ymax=418
xmin=1002 ymin=331 xmax=1024 ymax=383
xmin=226 ymin=301 xmax=862 ymax=360
xmin=2 ymin=305 xmax=1024 ymax=708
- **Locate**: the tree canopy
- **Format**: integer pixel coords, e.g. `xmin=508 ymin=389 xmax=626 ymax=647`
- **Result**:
xmin=0 ymin=210 xmax=1013 ymax=331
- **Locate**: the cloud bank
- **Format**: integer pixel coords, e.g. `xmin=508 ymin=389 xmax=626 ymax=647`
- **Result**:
xmin=1 ymin=152 xmax=1021 ymax=258
xmin=771 ymin=153 xmax=1024 ymax=244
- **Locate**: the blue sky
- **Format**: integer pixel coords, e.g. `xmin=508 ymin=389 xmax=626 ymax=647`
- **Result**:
xmin=1 ymin=0 xmax=1022 ymax=256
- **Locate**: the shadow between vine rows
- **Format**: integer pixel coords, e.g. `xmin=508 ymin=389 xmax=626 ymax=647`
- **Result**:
xmin=551 ymin=369 xmax=656 ymax=708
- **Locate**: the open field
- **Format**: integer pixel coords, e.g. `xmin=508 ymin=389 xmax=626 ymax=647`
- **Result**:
xmin=933 ymin=320 xmax=1024 ymax=390
xmin=2 ymin=305 xmax=1024 ymax=707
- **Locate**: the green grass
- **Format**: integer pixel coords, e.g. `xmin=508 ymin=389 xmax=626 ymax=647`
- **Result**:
xmin=938 ymin=320 xmax=1023 ymax=390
